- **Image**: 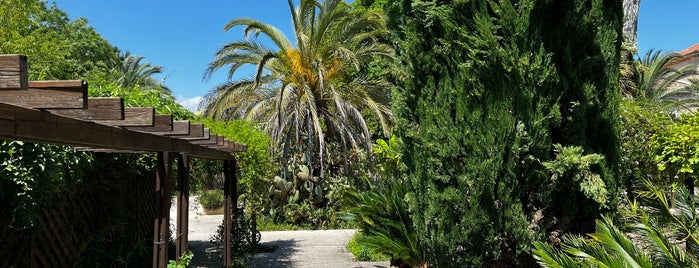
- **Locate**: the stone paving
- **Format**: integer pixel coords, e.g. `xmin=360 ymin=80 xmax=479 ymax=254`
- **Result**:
xmin=171 ymin=197 xmax=390 ymax=268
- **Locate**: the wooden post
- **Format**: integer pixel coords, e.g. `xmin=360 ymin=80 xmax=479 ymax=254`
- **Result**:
xmin=175 ymin=154 xmax=190 ymax=260
xmin=153 ymin=152 xmax=173 ymax=268
xmin=223 ymin=160 xmax=232 ymax=267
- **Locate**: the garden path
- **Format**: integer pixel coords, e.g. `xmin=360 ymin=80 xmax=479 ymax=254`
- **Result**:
xmin=171 ymin=197 xmax=390 ymax=268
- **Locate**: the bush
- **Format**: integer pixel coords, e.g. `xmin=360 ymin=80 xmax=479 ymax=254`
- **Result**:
xmin=199 ymin=189 xmax=224 ymax=210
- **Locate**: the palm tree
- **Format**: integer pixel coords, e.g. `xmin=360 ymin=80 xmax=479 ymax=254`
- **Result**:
xmin=201 ymin=0 xmax=393 ymax=177
xmin=116 ymin=51 xmax=170 ymax=92
xmin=623 ymin=50 xmax=699 ymax=110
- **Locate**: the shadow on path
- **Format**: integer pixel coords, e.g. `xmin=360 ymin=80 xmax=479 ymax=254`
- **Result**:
xmin=248 ymin=239 xmax=298 ymax=268
xmin=189 ymin=240 xmax=221 ymax=267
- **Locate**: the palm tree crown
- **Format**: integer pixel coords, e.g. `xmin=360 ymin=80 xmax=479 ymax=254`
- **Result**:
xmin=202 ymin=0 xmax=393 ymax=177
xmin=116 ymin=51 xmax=170 ymax=92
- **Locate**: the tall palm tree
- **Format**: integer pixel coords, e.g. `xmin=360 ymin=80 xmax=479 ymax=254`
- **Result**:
xmin=116 ymin=51 xmax=170 ymax=92
xmin=202 ymin=0 xmax=393 ymax=177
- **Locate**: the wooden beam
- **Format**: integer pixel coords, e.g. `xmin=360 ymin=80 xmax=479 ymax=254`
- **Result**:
xmin=0 ymin=80 xmax=87 ymax=109
xmin=181 ymin=128 xmax=210 ymax=141
xmin=74 ymin=147 xmax=150 ymax=154
xmin=92 ymin=107 xmax=154 ymax=127
xmin=170 ymin=124 xmax=204 ymax=139
xmin=189 ymin=134 xmax=218 ymax=145
xmin=205 ymin=139 xmax=229 ymax=150
xmin=0 ymin=102 xmax=233 ymax=160
xmin=127 ymin=115 xmax=173 ymax=132
xmin=154 ymin=120 xmax=190 ymax=136
xmin=0 ymin=54 xmax=28 ymax=89
xmin=45 ymin=98 xmax=124 ymax=120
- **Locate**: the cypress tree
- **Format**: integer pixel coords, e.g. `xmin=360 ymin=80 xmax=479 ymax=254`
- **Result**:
xmin=389 ymin=0 xmax=622 ymax=266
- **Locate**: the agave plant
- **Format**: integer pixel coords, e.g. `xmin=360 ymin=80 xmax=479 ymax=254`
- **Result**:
xmin=202 ymin=0 xmax=393 ymax=178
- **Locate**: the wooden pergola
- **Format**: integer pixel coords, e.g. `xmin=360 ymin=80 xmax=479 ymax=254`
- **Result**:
xmin=0 ymin=54 xmax=240 ymax=267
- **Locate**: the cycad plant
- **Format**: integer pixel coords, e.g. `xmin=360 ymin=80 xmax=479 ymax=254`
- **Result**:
xmin=533 ymin=179 xmax=699 ymax=267
xmin=624 ymin=49 xmax=699 ymax=110
xmin=202 ymin=0 xmax=393 ymax=178
xmin=345 ymin=185 xmax=427 ymax=268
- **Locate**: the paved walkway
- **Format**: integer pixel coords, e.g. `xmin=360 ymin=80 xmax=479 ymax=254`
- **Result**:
xmin=249 ymin=229 xmax=388 ymax=268
xmin=171 ymin=197 xmax=390 ymax=268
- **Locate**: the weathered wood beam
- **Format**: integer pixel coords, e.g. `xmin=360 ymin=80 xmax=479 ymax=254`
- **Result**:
xmin=154 ymin=120 xmax=190 ymax=136
xmin=170 ymin=124 xmax=204 ymax=139
xmin=205 ymin=139 xmax=229 ymax=150
xmin=127 ymin=114 xmax=173 ymax=132
xmin=45 ymin=98 xmax=124 ymax=120
xmin=92 ymin=107 xmax=154 ymax=127
xmin=0 ymin=54 xmax=28 ymax=89
xmin=74 ymin=147 xmax=150 ymax=154
xmin=181 ymin=128 xmax=210 ymax=141
xmin=189 ymin=134 xmax=218 ymax=145
xmin=0 ymin=80 xmax=87 ymax=109
xmin=0 ymin=102 xmax=233 ymax=160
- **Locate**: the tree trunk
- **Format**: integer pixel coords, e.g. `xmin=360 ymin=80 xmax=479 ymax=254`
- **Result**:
xmin=623 ymin=0 xmax=641 ymax=47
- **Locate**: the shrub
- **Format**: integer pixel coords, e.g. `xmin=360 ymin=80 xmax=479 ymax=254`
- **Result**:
xmin=199 ymin=189 xmax=224 ymax=210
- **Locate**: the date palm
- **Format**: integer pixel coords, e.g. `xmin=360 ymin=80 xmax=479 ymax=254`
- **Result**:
xmin=202 ymin=0 xmax=393 ymax=177
xmin=116 ymin=51 xmax=170 ymax=93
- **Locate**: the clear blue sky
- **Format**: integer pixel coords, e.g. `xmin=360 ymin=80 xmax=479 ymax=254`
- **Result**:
xmin=52 ymin=1 xmax=699 ymax=110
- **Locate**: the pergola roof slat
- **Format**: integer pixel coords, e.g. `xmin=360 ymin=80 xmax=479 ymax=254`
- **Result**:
xmin=170 ymin=124 xmax=204 ymax=139
xmin=0 ymin=101 xmax=233 ymax=160
xmin=0 ymin=54 xmax=245 ymax=159
xmin=190 ymin=134 xmax=218 ymax=145
xmin=92 ymin=107 xmax=155 ymax=127
xmin=180 ymin=127 xmax=210 ymax=141
xmin=127 ymin=114 xmax=173 ymax=132
xmin=0 ymin=80 xmax=87 ymax=109
xmin=45 ymin=98 xmax=124 ymax=120
xmin=0 ymin=54 xmax=28 ymax=89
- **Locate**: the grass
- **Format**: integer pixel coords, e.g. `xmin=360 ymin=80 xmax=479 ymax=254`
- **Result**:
xmin=346 ymin=232 xmax=391 ymax=262
xmin=256 ymin=218 xmax=309 ymax=231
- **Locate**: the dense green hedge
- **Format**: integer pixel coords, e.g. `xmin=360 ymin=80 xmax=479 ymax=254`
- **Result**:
xmin=388 ymin=0 xmax=622 ymax=266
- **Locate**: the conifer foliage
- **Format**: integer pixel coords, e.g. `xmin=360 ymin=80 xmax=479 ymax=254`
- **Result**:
xmin=389 ymin=0 xmax=622 ymax=266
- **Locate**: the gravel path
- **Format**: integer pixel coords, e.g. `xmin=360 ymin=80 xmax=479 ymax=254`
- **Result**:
xmin=171 ymin=197 xmax=390 ymax=268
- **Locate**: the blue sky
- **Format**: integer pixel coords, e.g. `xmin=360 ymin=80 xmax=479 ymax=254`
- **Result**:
xmin=52 ymin=1 xmax=699 ymax=110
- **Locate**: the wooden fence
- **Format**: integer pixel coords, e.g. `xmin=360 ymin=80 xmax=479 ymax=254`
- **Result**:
xmin=0 ymin=167 xmax=158 ymax=267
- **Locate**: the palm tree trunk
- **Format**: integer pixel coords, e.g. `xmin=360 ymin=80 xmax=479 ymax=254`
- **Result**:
xmin=623 ymin=0 xmax=641 ymax=47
